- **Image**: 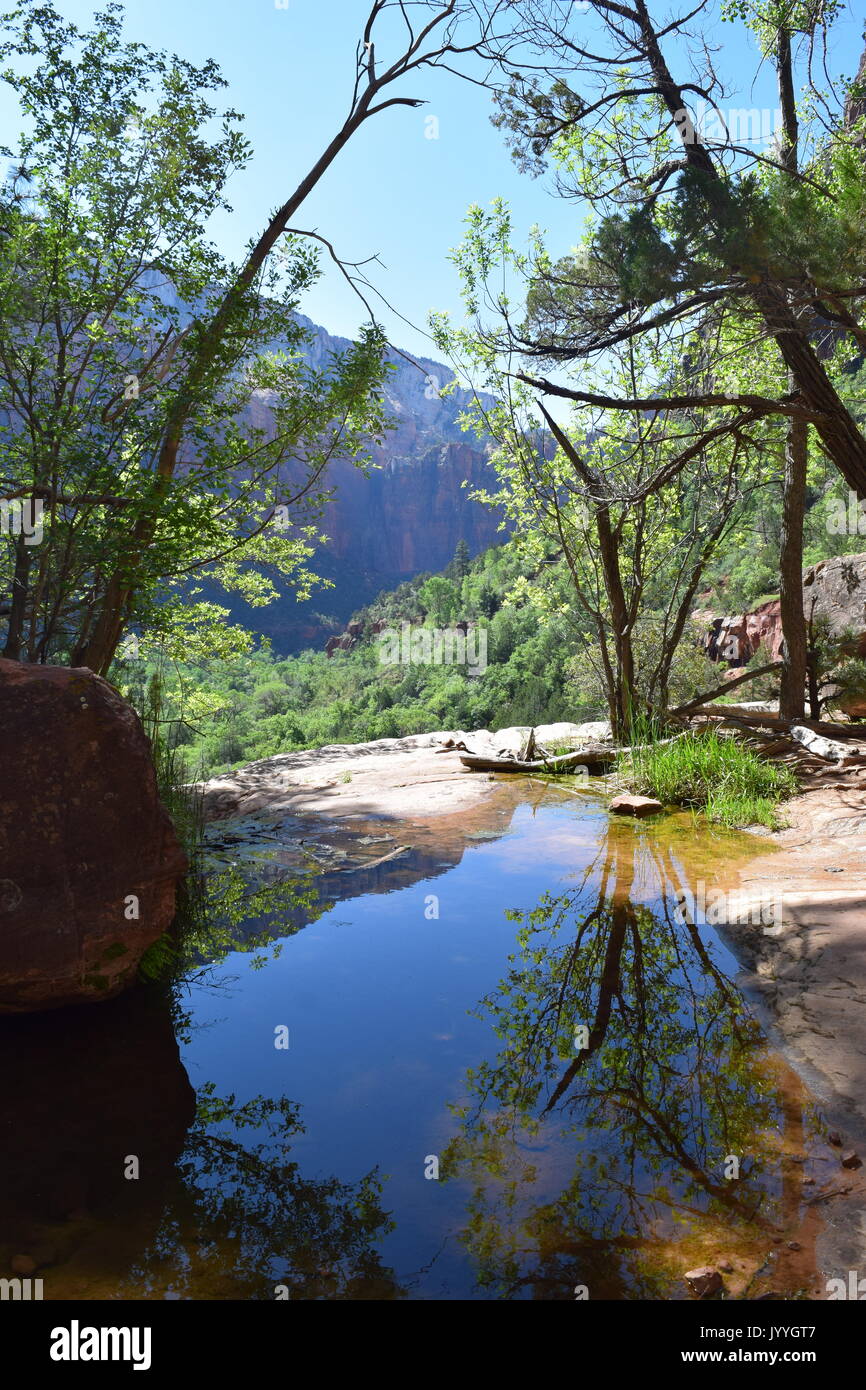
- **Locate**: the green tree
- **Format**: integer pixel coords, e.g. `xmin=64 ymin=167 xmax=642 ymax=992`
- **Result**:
xmin=418 ymin=574 xmax=458 ymax=625
xmin=0 ymin=2 xmax=388 ymax=666
xmin=0 ymin=0 xmax=527 ymax=672
xmin=488 ymin=0 xmax=866 ymax=499
xmin=449 ymin=537 xmax=472 ymax=583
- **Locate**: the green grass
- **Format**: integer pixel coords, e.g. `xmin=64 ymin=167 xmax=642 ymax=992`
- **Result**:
xmin=626 ymin=726 xmax=797 ymax=828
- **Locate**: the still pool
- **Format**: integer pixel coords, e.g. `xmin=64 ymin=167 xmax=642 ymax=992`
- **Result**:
xmin=0 ymin=782 xmax=830 ymax=1299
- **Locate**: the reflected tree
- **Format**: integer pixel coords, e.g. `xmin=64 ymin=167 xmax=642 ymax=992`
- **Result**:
xmin=122 ymin=1084 xmax=403 ymax=1300
xmin=445 ymin=826 xmax=817 ymax=1297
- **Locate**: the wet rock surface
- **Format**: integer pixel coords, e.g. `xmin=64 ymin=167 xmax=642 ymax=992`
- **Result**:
xmin=718 ymin=783 xmax=866 ymax=1289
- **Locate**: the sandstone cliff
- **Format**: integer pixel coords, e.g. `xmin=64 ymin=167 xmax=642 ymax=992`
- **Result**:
xmin=235 ymin=316 xmax=505 ymax=650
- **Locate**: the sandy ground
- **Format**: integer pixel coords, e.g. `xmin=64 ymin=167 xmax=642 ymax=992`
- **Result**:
xmin=728 ymin=783 xmax=866 ymax=1127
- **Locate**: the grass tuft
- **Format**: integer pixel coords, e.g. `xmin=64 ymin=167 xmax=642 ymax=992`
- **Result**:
xmin=626 ymin=725 xmax=797 ymax=828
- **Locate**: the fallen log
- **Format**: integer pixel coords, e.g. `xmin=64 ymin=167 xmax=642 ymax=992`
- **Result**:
xmin=459 ymin=745 xmax=616 ymax=774
xmin=734 ymin=735 xmax=794 ymax=757
xmin=686 ymin=708 xmax=866 ymax=741
xmin=340 ymin=844 xmax=412 ymax=872
xmin=669 ymin=662 xmax=782 ymax=717
xmin=789 ymin=722 xmax=866 ymax=767
xmin=789 ymin=726 xmax=861 ymax=763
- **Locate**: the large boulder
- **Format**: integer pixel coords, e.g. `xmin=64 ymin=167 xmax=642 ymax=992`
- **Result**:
xmin=705 ymin=554 xmax=866 ymax=670
xmin=706 ymin=598 xmax=783 ymax=665
xmin=0 ymin=660 xmax=186 ymax=1013
xmin=802 ymin=554 xmax=866 ymax=652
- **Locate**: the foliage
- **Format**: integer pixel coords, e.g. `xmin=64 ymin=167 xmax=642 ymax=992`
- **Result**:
xmin=118 ymin=541 xmax=594 ymax=777
xmin=627 ymin=726 xmax=797 ymax=827
xmin=0 ymin=0 xmax=389 ymax=667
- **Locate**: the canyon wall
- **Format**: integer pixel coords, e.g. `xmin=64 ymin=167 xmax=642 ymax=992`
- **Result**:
xmin=235 ymin=316 xmax=506 ymax=650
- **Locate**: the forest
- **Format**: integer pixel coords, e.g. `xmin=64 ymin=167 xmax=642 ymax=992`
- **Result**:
xmin=1 ymin=0 xmax=865 ymax=758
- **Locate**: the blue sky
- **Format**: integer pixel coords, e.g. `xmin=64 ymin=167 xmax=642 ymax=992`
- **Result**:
xmin=2 ymin=1 xmax=864 ymax=362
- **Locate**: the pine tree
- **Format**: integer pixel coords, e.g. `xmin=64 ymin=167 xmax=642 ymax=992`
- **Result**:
xmin=450 ymin=539 xmax=471 ymax=584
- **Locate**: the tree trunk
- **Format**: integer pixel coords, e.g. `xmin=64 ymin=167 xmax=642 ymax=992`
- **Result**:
xmin=778 ymin=408 xmax=808 ymax=718
xmin=2 ymin=534 xmax=30 ymax=660
xmin=806 ymin=606 xmax=822 ymax=719
xmin=595 ymin=506 xmax=635 ymax=741
xmin=776 ymin=28 xmax=808 ymax=721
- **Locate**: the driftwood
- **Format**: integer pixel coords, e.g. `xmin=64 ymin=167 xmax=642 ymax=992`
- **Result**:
xmin=790 ymin=726 xmax=866 ymax=763
xmin=459 ymin=745 xmax=616 ymax=774
xmin=686 ymin=707 xmax=866 ymax=740
xmin=669 ymin=662 xmax=782 ymax=717
xmin=690 ymin=710 xmax=866 ymax=771
xmin=341 ymin=844 xmax=411 ymax=872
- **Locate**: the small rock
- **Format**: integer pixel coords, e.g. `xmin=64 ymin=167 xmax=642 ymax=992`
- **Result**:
xmin=10 ymin=1254 xmax=36 ymax=1276
xmin=828 ymin=1131 xmax=843 ymax=1146
xmin=802 ymin=1176 xmax=816 ymax=1185
xmin=718 ymin=1260 xmax=734 ymax=1273
xmin=685 ymin=1266 xmax=724 ymax=1298
xmin=786 ymin=1241 xmax=802 ymax=1251
xmin=841 ymin=1151 xmax=862 ymax=1170
xmin=609 ymin=794 xmax=663 ymax=818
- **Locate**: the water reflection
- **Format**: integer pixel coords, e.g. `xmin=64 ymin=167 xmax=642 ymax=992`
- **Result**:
xmin=0 ymin=993 xmax=402 ymax=1298
xmin=444 ymin=822 xmax=821 ymax=1298
xmin=120 ymin=1087 xmax=403 ymax=1300
xmin=0 ymin=989 xmax=195 ymax=1291
xmin=0 ymin=791 xmax=827 ymax=1299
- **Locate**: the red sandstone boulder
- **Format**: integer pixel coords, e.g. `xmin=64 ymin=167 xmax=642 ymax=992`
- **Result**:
xmin=703 ymin=554 xmax=866 ymax=712
xmin=0 ymin=660 xmax=187 ymax=1013
xmin=708 ymin=599 xmax=783 ymax=665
